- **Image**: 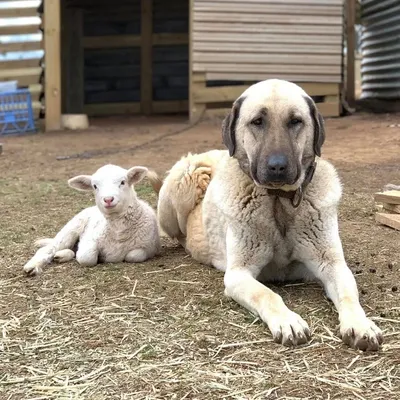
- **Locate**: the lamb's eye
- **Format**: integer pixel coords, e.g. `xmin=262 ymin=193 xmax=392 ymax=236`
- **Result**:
xmin=120 ymin=180 xmax=125 ymax=186
xmin=290 ymin=118 xmax=302 ymax=126
xmin=93 ymin=184 xmax=98 ymax=190
xmin=251 ymin=118 xmax=263 ymax=126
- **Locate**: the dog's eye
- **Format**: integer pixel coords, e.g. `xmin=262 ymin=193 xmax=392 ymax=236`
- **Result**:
xmin=290 ymin=118 xmax=302 ymax=126
xmin=93 ymin=184 xmax=98 ymax=190
xmin=120 ymin=180 xmax=125 ymax=186
xmin=251 ymin=118 xmax=263 ymax=126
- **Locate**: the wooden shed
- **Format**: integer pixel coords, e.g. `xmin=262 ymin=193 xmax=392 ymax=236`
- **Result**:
xmin=37 ymin=0 xmax=354 ymax=130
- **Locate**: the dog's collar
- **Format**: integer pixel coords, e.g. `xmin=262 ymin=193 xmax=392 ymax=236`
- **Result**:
xmin=266 ymin=161 xmax=317 ymax=208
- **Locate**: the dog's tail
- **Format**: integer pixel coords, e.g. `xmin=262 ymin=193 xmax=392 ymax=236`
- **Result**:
xmin=147 ymin=170 xmax=163 ymax=195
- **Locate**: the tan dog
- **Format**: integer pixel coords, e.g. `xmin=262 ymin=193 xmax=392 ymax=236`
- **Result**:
xmin=150 ymin=79 xmax=383 ymax=351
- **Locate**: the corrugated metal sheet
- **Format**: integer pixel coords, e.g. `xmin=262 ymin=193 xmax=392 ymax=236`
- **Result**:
xmin=192 ymin=0 xmax=344 ymax=83
xmin=0 ymin=0 xmax=43 ymax=119
xmin=360 ymin=0 xmax=400 ymax=99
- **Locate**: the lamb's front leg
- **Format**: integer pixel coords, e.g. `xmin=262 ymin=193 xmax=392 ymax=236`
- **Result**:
xmin=125 ymin=249 xmax=148 ymax=263
xmin=224 ymin=227 xmax=311 ymax=346
xmin=297 ymin=219 xmax=383 ymax=351
xmin=76 ymin=239 xmax=98 ymax=267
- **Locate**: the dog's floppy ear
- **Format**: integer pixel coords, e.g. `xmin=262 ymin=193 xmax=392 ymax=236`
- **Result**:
xmin=304 ymin=96 xmax=325 ymax=157
xmin=222 ymin=96 xmax=245 ymax=157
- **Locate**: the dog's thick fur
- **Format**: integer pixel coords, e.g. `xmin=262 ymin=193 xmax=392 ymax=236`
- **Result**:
xmin=151 ymin=79 xmax=383 ymax=351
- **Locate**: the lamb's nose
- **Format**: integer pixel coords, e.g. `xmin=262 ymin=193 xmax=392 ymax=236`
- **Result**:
xmin=103 ymin=196 xmax=114 ymax=205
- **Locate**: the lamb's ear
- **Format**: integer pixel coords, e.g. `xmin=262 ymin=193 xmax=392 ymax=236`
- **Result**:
xmin=304 ymin=96 xmax=325 ymax=157
xmin=68 ymin=175 xmax=92 ymax=191
xmin=222 ymin=96 xmax=245 ymax=157
xmin=127 ymin=166 xmax=148 ymax=186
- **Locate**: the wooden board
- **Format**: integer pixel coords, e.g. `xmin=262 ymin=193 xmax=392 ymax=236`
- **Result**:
xmin=84 ymin=100 xmax=187 ymax=117
xmin=193 ymin=12 xmax=342 ymax=25
xmin=375 ymin=213 xmax=400 ymax=231
xmin=346 ymin=0 xmax=356 ymax=107
xmin=83 ymin=33 xmax=188 ymax=49
xmin=0 ymin=7 xmax=39 ymax=18
xmin=382 ymin=203 xmax=400 ymax=214
xmin=194 ymin=42 xmax=342 ymax=55
xmin=0 ymin=41 xmax=43 ymax=53
xmin=0 ymin=24 xmax=40 ymax=35
xmin=206 ymin=72 xmax=341 ymax=83
xmin=194 ymin=3 xmax=344 ymax=16
xmin=141 ymin=0 xmax=153 ymax=115
xmin=62 ymin=7 xmax=84 ymax=114
xmin=44 ymin=0 xmax=61 ymax=131
xmin=0 ymin=68 xmax=42 ymax=86
xmin=374 ymin=191 xmax=400 ymax=205
xmin=0 ymin=59 xmax=41 ymax=70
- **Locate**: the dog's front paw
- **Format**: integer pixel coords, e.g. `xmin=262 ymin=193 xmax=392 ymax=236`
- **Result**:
xmin=267 ymin=310 xmax=311 ymax=347
xmin=340 ymin=316 xmax=383 ymax=351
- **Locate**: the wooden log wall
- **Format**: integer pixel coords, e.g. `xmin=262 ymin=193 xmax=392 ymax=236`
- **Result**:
xmin=0 ymin=0 xmax=44 ymax=120
xmin=190 ymin=0 xmax=346 ymax=121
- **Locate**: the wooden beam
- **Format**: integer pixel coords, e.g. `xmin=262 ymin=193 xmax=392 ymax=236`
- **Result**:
xmin=84 ymin=101 xmax=187 ymax=117
xmin=140 ymin=0 xmax=153 ymax=115
xmin=61 ymin=7 xmax=84 ymax=114
xmin=190 ymin=0 xmax=206 ymax=123
xmin=44 ymin=0 xmax=61 ymax=131
xmin=346 ymin=0 xmax=356 ymax=107
xmin=375 ymin=213 xmax=400 ymax=231
xmin=83 ymin=33 xmax=188 ymax=49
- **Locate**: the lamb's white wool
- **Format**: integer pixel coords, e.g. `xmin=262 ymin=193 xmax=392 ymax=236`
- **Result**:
xmin=23 ymin=164 xmax=161 ymax=276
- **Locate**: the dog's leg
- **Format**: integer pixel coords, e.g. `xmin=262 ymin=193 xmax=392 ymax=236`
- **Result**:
xmin=297 ymin=220 xmax=383 ymax=351
xmin=224 ymin=227 xmax=311 ymax=346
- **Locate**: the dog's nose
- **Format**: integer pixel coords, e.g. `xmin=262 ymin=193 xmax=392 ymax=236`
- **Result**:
xmin=267 ymin=154 xmax=288 ymax=174
xmin=103 ymin=196 xmax=114 ymax=206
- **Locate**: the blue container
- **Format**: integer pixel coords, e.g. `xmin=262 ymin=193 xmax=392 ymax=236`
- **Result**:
xmin=0 ymin=89 xmax=36 ymax=136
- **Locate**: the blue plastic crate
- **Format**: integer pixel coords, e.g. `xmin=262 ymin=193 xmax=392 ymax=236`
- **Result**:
xmin=0 ymin=89 xmax=36 ymax=136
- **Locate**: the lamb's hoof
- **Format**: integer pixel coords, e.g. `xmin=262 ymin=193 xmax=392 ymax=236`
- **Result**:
xmin=23 ymin=261 xmax=42 ymax=276
xmin=54 ymin=249 xmax=75 ymax=263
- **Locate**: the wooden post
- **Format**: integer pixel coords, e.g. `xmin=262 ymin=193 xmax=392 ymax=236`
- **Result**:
xmin=44 ymin=0 xmax=62 ymax=131
xmin=346 ymin=0 xmax=356 ymax=108
xmin=141 ymin=0 xmax=153 ymax=115
xmin=62 ymin=6 xmax=84 ymax=114
xmin=189 ymin=0 xmax=206 ymax=123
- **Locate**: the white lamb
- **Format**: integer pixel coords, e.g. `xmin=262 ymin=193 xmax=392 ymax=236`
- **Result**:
xmin=23 ymin=164 xmax=161 ymax=276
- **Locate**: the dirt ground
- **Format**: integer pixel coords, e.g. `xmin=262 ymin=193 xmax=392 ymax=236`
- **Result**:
xmin=1 ymin=112 xmax=399 ymax=400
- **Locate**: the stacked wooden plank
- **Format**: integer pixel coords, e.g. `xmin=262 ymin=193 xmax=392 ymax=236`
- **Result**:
xmin=190 ymin=0 xmax=345 ymax=121
xmin=374 ymin=190 xmax=400 ymax=231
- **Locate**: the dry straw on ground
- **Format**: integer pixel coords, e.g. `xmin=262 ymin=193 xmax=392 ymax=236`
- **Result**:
xmin=1 ymin=115 xmax=400 ymax=399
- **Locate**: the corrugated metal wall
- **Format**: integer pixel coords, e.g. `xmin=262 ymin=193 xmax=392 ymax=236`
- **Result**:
xmin=360 ymin=0 xmax=400 ymax=100
xmin=192 ymin=0 xmax=344 ymax=83
xmin=0 ymin=0 xmax=44 ymax=119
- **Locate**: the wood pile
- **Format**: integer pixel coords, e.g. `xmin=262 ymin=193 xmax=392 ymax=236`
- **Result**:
xmin=374 ymin=190 xmax=400 ymax=231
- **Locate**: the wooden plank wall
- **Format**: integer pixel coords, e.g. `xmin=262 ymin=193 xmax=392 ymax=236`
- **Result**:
xmin=0 ymin=1 xmax=44 ymax=120
xmin=191 ymin=0 xmax=345 ymax=120
xmin=64 ymin=0 xmax=189 ymax=116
